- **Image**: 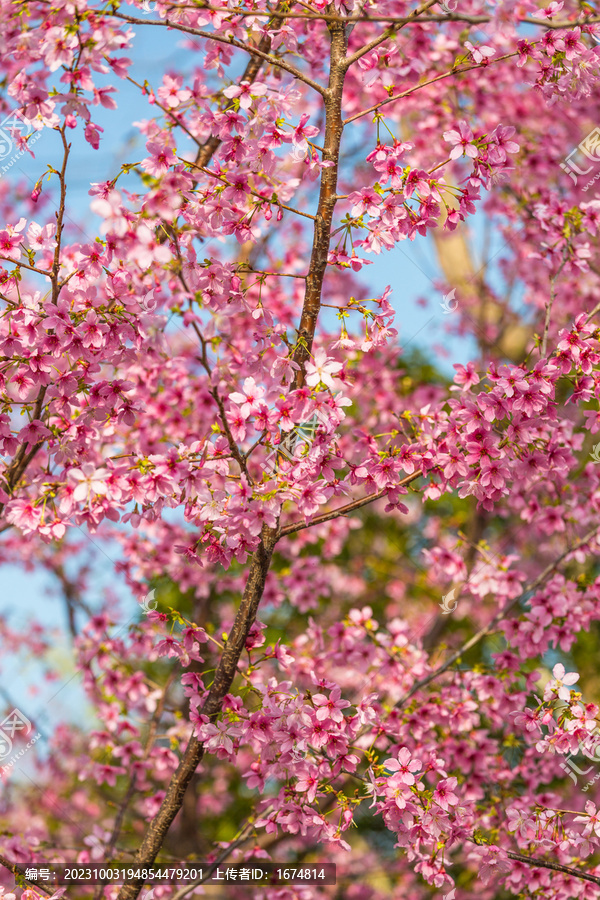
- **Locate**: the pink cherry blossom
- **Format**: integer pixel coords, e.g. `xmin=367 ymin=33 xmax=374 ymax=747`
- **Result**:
xmin=229 ymin=377 xmax=266 ymax=418
xmin=464 ymin=41 xmax=496 ymax=63
xmin=544 ymin=662 xmax=580 ymax=702
xmin=443 ymin=120 xmax=478 ymax=160
xmin=312 ymin=687 xmax=350 ymax=723
xmin=384 ymin=748 xmax=422 ymax=786
xmin=68 ymin=464 xmax=111 ymax=503
xmin=304 ymin=349 xmax=342 ymax=389
xmin=222 ymin=80 xmax=267 ymax=110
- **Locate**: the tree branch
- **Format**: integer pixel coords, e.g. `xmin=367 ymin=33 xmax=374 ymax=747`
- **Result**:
xmin=541 ymin=252 xmax=568 ymax=358
xmin=502 ymin=848 xmax=600 ymax=887
xmin=111 ymin=3 xmax=600 ymax=28
xmin=342 ymin=0 xmax=439 ymax=70
xmin=191 ymin=4 xmax=285 ymax=171
xmin=115 ymin=523 xmax=278 ymax=900
xmin=182 ymin=159 xmax=317 ymax=220
xmin=280 ymin=471 xmax=421 ymax=536
xmin=110 ymin=10 xmax=326 ymax=96
xmin=343 ymin=50 xmax=520 ymax=125
xmin=113 ymin=16 xmax=352 ymax=892
xmin=395 ymin=525 xmax=600 ymax=708
xmin=291 ymin=16 xmax=347 ymax=388
xmin=0 ymin=854 xmax=53 ymax=895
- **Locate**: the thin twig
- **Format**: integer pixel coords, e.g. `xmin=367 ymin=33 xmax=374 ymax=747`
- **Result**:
xmin=0 ymin=854 xmax=53 ymax=896
xmin=280 ymin=472 xmax=421 ymax=536
xmin=342 ymin=0 xmax=439 ymax=69
xmin=395 ymin=526 xmax=600 ymax=708
xmin=181 ymin=159 xmax=317 ymax=220
xmin=541 ymin=252 xmax=568 ymax=357
xmin=503 ymin=847 xmax=600 ymax=886
xmin=168 ymin=809 xmax=273 ymax=900
xmin=107 ymin=2 xmax=600 ymax=28
xmin=343 ymin=50 xmax=520 ymax=125
xmin=110 ymin=10 xmax=326 ymax=96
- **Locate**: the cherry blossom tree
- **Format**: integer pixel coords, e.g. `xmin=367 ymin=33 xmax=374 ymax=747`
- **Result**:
xmin=4 ymin=0 xmax=600 ymax=898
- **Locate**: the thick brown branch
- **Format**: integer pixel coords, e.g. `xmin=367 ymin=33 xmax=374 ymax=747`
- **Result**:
xmin=292 ymin=18 xmax=347 ymax=388
xmin=115 ymin=524 xmax=278 ymax=900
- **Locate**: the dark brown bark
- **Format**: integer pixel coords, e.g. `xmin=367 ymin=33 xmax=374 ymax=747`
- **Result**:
xmin=115 ymin=525 xmax=277 ymax=900
xmin=292 ymin=19 xmax=347 ymax=388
